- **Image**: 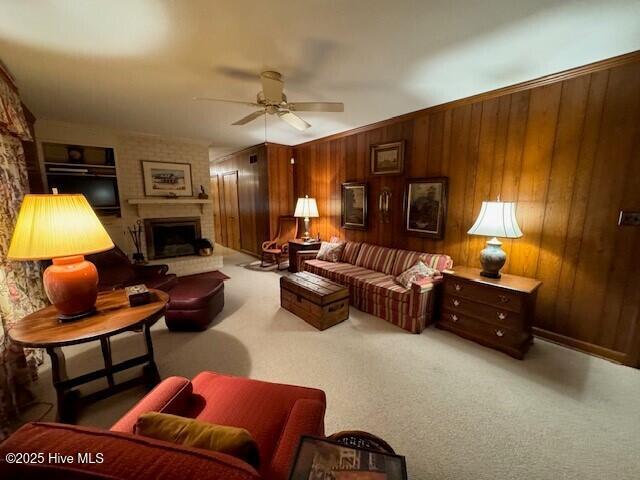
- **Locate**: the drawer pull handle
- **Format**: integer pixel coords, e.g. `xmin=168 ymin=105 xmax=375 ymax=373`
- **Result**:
xmin=455 ymin=283 xmax=462 ymax=291
xmin=498 ymin=295 xmax=510 ymax=303
xmin=497 ymin=312 xmax=507 ymax=320
xmin=495 ymin=329 xmax=504 ymax=337
xmin=451 ymin=314 xmax=458 ymax=322
xmin=453 ymin=299 xmax=460 ymax=307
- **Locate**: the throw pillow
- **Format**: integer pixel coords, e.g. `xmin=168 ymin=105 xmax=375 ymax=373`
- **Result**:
xmin=135 ymin=412 xmax=260 ymax=468
xmin=316 ymin=241 xmax=345 ymax=262
xmin=395 ymin=260 xmax=439 ymax=289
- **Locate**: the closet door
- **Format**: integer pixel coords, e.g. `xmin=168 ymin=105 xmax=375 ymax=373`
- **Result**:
xmin=222 ymin=171 xmax=241 ymax=251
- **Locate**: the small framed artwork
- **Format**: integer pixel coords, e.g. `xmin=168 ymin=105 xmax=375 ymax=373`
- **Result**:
xmin=404 ymin=177 xmax=448 ymax=239
xmin=289 ymin=436 xmax=408 ymax=480
xmin=342 ymin=182 xmax=368 ymax=230
xmin=370 ymin=141 xmax=404 ymax=175
xmin=141 ymin=160 xmax=193 ymax=197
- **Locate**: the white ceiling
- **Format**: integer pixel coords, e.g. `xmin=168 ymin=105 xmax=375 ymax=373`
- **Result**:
xmin=1 ymin=0 xmax=639 ymax=159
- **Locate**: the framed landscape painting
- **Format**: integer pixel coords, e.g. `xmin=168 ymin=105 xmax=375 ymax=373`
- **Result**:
xmin=370 ymin=141 xmax=404 ymax=175
xmin=403 ymin=177 xmax=448 ymax=239
xmin=142 ymin=160 xmax=193 ymax=197
xmin=342 ymin=182 xmax=368 ymax=230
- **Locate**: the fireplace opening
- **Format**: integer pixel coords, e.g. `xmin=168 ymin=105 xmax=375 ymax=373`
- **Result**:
xmin=144 ymin=217 xmax=201 ymax=260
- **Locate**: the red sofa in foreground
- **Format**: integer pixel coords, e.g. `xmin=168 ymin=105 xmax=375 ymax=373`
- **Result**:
xmin=0 ymin=372 xmax=326 ymax=480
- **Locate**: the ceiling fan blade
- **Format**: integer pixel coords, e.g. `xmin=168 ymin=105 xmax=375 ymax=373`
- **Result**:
xmin=232 ymin=110 xmax=265 ymax=126
xmin=261 ymin=71 xmax=284 ymax=103
xmin=193 ymin=97 xmax=260 ymax=107
xmin=288 ymin=102 xmax=344 ymax=112
xmin=215 ymin=66 xmax=258 ymax=81
xmin=277 ymin=111 xmax=311 ymax=131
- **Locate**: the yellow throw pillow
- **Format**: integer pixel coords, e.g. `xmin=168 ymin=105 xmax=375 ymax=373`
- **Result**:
xmin=135 ymin=412 xmax=260 ymax=469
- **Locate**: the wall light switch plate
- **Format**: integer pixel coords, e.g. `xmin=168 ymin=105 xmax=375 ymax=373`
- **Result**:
xmin=618 ymin=211 xmax=640 ymax=226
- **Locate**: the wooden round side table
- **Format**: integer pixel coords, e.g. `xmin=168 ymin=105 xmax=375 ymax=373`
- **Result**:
xmin=9 ymin=288 xmax=169 ymax=423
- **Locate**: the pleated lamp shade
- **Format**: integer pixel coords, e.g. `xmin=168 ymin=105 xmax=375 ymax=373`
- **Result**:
xmin=294 ymin=196 xmax=319 ymax=218
xmin=8 ymin=194 xmax=114 ymax=260
xmin=467 ymin=201 xmax=523 ymax=239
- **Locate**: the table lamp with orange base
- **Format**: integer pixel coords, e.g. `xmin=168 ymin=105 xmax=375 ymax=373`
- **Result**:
xmin=8 ymin=193 xmax=114 ymax=321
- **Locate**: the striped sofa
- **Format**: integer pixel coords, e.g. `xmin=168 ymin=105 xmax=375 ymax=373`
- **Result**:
xmin=296 ymin=242 xmax=453 ymax=333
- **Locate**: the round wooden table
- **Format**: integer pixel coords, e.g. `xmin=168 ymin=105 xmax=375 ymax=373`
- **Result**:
xmin=10 ymin=288 xmax=169 ymax=423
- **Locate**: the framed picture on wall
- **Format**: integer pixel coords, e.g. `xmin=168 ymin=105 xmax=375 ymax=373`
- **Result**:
xmin=370 ymin=141 xmax=404 ymax=175
xmin=141 ymin=160 xmax=193 ymax=197
xmin=403 ymin=177 xmax=448 ymax=239
xmin=342 ymin=182 xmax=368 ymax=230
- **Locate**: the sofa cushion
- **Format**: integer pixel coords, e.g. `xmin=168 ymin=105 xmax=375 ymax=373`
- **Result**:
xmin=185 ymin=371 xmax=326 ymax=477
xmin=354 ymin=243 xmax=397 ymax=275
xmin=352 ymin=288 xmax=411 ymax=313
xmin=341 ymin=241 xmax=362 ymax=264
xmin=391 ymin=249 xmax=453 ymax=276
xmin=304 ymin=260 xmax=370 ymax=285
xmin=305 ymin=260 xmax=411 ymax=302
xmin=0 ymin=422 xmax=260 ymax=480
xmin=353 ymin=273 xmax=412 ymax=302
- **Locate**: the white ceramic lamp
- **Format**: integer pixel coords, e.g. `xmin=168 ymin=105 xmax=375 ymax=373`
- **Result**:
xmin=294 ymin=195 xmax=319 ymax=240
xmin=467 ymin=200 xmax=523 ymax=278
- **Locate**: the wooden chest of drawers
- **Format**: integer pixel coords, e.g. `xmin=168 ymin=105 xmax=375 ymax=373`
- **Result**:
xmin=438 ymin=266 xmax=541 ymax=359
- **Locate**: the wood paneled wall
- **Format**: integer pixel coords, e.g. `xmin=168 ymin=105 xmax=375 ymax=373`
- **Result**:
xmin=212 ymin=142 xmax=294 ymax=256
xmin=267 ymin=143 xmax=295 ymax=237
xmin=212 ymin=144 xmax=269 ymax=256
xmin=293 ymin=53 xmax=640 ymax=366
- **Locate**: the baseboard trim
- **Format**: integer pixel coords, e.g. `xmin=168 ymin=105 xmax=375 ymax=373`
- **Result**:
xmin=533 ymin=327 xmax=630 ymax=365
xmin=240 ymin=248 xmax=260 ymax=258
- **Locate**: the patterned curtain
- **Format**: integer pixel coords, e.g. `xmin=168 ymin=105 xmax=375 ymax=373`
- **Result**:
xmin=0 ymin=64 xmax=47 ymax=439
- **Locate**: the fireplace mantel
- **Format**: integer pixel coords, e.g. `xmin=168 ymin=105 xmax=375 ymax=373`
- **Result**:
xmin=127 ymin=198 xmax=211 ymax=215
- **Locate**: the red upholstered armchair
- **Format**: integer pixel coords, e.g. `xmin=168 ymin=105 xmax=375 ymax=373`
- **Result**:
xmin=261 ymin=216 xmax=298 ymax=270
xmin=86 ymin=245 xmax=178 ymax=292
xmin=0 ymin=372 xmax=326 ymax=480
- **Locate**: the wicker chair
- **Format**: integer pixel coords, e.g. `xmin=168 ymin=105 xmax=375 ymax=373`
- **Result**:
xmin=328 ymin=430 xmax=396 ymax=454
xmin=261 ymin=216 xmax=299 ymax=270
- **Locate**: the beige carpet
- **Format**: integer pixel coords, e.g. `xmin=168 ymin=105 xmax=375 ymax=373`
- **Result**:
xmin=26 ymin=246 xmax=640 ymax=479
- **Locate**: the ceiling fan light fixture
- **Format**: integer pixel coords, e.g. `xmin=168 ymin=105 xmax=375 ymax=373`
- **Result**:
xmin=194 ymin=69 xmax=343 ymax=132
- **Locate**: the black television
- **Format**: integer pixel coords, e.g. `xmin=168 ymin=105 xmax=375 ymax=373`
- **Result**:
xmin=47 ymin=175 xmax=120 ymax=209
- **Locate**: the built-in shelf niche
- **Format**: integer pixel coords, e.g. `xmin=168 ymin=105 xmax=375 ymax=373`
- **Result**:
xmin=42 ymin=141 xmax=121 ymax=216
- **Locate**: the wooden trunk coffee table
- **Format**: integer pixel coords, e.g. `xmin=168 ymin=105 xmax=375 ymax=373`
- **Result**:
xmin=280 ymin=272 xmax=349 ymax=330
xmin=10 ymin=288 xmax=169 ymax=423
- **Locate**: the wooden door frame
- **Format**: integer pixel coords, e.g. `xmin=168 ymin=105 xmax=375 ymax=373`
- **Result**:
xmin=210 ymin=174 xmax=225 ymax=246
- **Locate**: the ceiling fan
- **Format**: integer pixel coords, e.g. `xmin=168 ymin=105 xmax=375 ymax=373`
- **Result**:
xmin=194 ymin=71 xmax=343 ymax=131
